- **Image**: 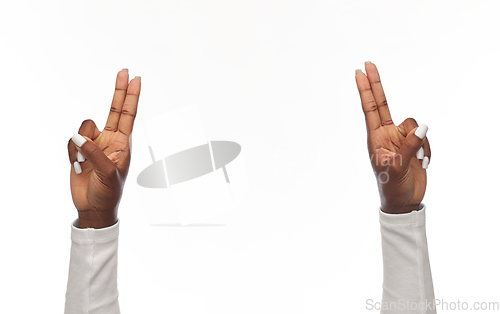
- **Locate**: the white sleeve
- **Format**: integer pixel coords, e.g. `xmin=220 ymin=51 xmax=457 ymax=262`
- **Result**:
xmin=64 ymin=219 xmax=120 ymax=314
xmin=379 ymin=205 xmax=436 ymax=314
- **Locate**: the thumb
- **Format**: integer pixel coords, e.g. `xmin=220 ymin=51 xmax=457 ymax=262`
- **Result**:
xmin=397 ymin=124 xmax=428 ymax=170
xmin=71 ymin=133 xmax=116 ymax=178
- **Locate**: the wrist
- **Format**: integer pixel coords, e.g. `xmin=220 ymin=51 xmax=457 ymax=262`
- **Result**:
xmin=381 ymin=202 xmax=423 ymax=215
xmin=77 ymin=210 xmax=118 ymax=229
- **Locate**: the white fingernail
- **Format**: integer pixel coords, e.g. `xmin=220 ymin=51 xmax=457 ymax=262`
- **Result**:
xmin=77 ymin=151 xmax=85 ymax=162
xmin=422 ymin=156 xmax=429 ymax=169
xmin=415 ymin=124 xmax=428 ymax=139
xmin=74 ymin=161 xmax=82 ymax=174
xmin=72 ymin=134 xmax=87 ymax=148
xmin=416 ymin=147 xmax=424 ymax=159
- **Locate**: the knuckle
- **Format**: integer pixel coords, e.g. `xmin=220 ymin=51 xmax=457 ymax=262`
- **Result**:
xmin=363 ymin=101 xmax=377 ymax=113
xmin=81 ymin=119 xmax=94 ymax=126
xmin=405 ymin=117 xmax=417 ymax=125
xmin=381 ymin=119 xmax=393 ymax=126
xmin=79 ymin=119 xmax=96 ymax=134
xmin=121 ymin=108 xmax=136 ymax=117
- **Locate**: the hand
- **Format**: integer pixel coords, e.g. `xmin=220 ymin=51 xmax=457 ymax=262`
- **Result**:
xmin=67 ymin=69 xmax=141 ymax=228
xmin=355 ymin=62 xmax=431 ymax=214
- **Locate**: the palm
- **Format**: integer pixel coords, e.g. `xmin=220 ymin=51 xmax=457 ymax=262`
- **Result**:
xmin=369 ymin=124 xmax=426 ymax=208
xmin=70 ymin=132 xmax=129 ymax=211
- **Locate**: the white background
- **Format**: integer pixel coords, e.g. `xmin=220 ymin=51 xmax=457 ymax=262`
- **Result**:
xmin=1 ymin=0 xmax=500 ymax=312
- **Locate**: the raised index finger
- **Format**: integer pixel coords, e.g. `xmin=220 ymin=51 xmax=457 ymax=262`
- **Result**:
xmin=117 ymin=76 xmax=141 ymax=136
xmin=355 ymin=69 xmax=381 ymax=133
xmin=365 ymin=62 xmax=393 ymax=126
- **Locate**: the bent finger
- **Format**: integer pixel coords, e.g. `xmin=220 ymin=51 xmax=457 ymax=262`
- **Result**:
xmin=77 ymin=119 xmax=101 ymax=162
xmin=398 ymin=117 xmax=419 ymax=136
xmin=71 ymin=134 xmax=117 ymax=179
xmin=68 ymin=138 xmax=77 ymax=164
xmin=68 ymin=138 xmax=81 ymax=174
xmin=396 ymin=125 xmax=428 ymax=171
xmin=422 ymin=136 xmax=431 ymax=169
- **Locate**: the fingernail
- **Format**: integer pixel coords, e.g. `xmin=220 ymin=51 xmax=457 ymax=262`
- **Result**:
xmin=134 ymin=76 xmax=141 ymax=81
xmin=365 ymin=61 xmax=371 ymax=65
xmin=77 ymin=151 xmax=85 ymax=162
xmin=74 ymin=161 xmax=82 ymax=174
xmin=414 ymin=124 xmax=428 ymax=139
xmin=72 ymin=134 xmax=87 ymax=148
xmin=122 ymin=68 xmax=128 ymax=72
xmin=416 ymin=147 xmax=424 ymax=159
xmin=422 ymin=156 xmax=429 ymax=169
xmin=355 ymin=69 xmax=362 ymax=75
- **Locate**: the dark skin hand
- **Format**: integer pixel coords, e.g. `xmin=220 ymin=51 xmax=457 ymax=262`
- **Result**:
xmin=355 ymin=62 xmax=431 ymax=214
xmin=67 ymin=69 xmax=141 ymax=228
